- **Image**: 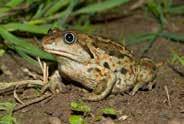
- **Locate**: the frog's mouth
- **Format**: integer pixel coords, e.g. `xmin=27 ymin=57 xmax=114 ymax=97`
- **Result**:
xmin=44 ymin=48 xmax=83 ymax=62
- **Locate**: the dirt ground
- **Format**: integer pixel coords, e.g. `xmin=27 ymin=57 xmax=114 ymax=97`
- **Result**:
xmin=0 ymin=3 xmax=184 ymax=124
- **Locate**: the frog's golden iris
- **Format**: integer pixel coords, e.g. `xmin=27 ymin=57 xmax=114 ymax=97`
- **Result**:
xmin=63 ymin=32 xmax=76 ymax=44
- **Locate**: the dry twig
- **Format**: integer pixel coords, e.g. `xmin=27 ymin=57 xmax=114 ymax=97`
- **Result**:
xmin=164 ymin=85 xmax=172 ymax=108
xmin=14 ymin=92 xmax=52 ymax=112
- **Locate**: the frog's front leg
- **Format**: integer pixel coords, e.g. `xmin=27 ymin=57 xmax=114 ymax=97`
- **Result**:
xmin=41 ymin=70 xmax=63 ymax=94
xmin=131 ymin=82 xmax=144 ymax=95
xmin=83 ymin=64 xmax=116 ymax=101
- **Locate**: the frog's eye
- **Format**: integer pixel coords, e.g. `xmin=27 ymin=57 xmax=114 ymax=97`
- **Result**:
xmin=64 ymin=32 xmax=76 ymax=44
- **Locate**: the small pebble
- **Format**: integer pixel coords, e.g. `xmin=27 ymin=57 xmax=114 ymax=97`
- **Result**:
xmin=48 ymin=116 xmax=61 ymax=124
xmin=168 ymin=118 xmax=184 ymax=124
xmin=96 ymin=118 xmax=115 ymax=124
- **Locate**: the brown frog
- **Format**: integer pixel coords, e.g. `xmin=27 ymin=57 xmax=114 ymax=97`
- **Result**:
xmin=42 ymin=28 xmax=157 ymax=101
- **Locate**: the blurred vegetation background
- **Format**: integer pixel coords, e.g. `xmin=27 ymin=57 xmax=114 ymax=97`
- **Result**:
xmin=0 ymin=1 xmax=183 ymax=123
xmin=0 ymin=0 xmax=184 ymax=65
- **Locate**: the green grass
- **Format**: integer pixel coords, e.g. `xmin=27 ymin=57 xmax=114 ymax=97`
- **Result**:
xmin=172 ymin=51 xmax=184 ymax=66
xmin=0 ymin=0 xmax=129 ymax=65
xmin=69 ymin=101 xmax=119 ymax=123
xmin=0 ymin=0 xmax=183 ymax=63
xmin=0 ymin=102 xmax=17 ymax=124
xmin=125 ymin=0 xmax=184 ymax=56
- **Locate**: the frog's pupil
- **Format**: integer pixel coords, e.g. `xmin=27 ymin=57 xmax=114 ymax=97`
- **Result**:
xmin=65 ymin=33 xmax=74 ymax=43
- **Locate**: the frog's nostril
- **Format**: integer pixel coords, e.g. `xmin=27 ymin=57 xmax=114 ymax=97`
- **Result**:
xmin=48 ymin=28 xmax=53 ymax=35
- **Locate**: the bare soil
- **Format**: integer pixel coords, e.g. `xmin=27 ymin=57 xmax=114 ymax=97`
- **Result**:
xmin=0 ymin=5 xmax=184 ymax=124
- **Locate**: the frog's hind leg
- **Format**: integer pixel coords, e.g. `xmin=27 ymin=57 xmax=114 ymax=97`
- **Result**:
xmin=83 ymin=73 xmax=116 ymax=101
xmin=131 ymin=81 xmax=156 ymax=95
xmin=83 ymin=65 xmax=117 ymax=101
xmin=131 ymin=58 xmax=157 ymax=95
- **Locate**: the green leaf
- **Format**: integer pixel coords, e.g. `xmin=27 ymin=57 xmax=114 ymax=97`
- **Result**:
xmin=75 ymin=0 xmax=129 ymax=14
xmin=6 ymin=0 xmax=23 ymax=7
xmin=0 ymin=115 xmax=17 ymax=124
xmin=60 ymin=0 xmax=78 ymax=25
xmin=0 ymin=26 xmax=55 ymax=61
xmin=160 ymin=32 xmax=184 ymax=42
xmin=2 ymin=23 xmax=52 ymax=34
xmin=169 ymin=5 xmax=184 ymax=15
xmin=70 ymin=101 xmax=91 ymax=113
xmin=0 ymin=49 xmax=5 ymax=56
xmin=171 ymin=51 xmax=184 ymax=65
xmin=146 ymin=0 xmax=165 ymax=24
xmin=0 ymin=102 xmax=15 ymax=114
xmin=69 ymin=115 xmax=86 ymax=124
xmin=126 ymin=32 xmax=156 ymax=45
xmin=16 ymin=49 xmax=40 ymax=66
xmin=0 ymin=102 xmax=16 ymax=124
xmin=46 ymin=0 xmax=69 ymax=16
xmin=101 ymin=107 xmax=118 ymax=116
xmin=32 ymin=4 xmax=45 ymax=19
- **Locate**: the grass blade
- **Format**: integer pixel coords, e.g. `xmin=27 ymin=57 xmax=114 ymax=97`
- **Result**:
xmin=60 ymin=0 xmax=78 ymax=25
xmin=169 ymin=5 xmax=184 ymax=15
xmin=2 ymin=23 xmax=52 ymax=34
xmin=126 ymin=32 xmax=156 ymax=45
xmin=46 ymin=0 xmax=69 ymax=16
xmin=32 ymin=4 xmax=45 ymax=19
xmin=0 ymin=26 xmax=55 ymax=61
xmin=172 ymin=51 xmax=184 ymax=65
xmin=6 ymin=0 xmax=23 ymax=7
xmin=160 ymin=32 xmax=184 ymax=42
xmin=17 ymin=49 xmax=40 ymax=66
xmin=75 ymin=0 xmax=129 ymax=14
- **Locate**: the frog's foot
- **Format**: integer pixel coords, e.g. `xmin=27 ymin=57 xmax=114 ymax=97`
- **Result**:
xmin=130 ymin=83 xmax=144 ymax=96
xmin=41 ymin=70 xmax=63 ymax=94
xmin=147 ymin=81 xmax=155 ymax=90
xmin=82 ymin=92 xmax=105 ymax=101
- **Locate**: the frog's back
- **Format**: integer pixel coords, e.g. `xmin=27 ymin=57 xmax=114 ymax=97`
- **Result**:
xmin=92 ymin=35 xmax=133 ymax=58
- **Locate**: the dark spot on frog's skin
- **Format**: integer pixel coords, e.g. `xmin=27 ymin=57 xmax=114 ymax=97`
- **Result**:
xmin=118 ymin=61 xmax=121 ymax=65
xmin=103 ymin=62 xmax=110 ymax=69
xmin=87 ymin=68 xmax=93 ymax=72
xmin=109 ymin=50 xmax=127 ymax=59
xmin=87 ymin=67 xmax=101 ymax=73
xmin=109 ymin=50 xmax=116 ymax=56
xmin=116 ymin=78 xmax=121 ymax=85
xmin=120 ymin=68 xmax=128 ymax=74
xmin=139 ymin=74 xmax=144 ymax=80
xmin=0 ymin=69 xmax=3 ymax=75
xmin=50 ymin=37 xmax=55 ymax=41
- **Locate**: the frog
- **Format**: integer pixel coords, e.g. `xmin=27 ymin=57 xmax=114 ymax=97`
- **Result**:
xmin=41 ymin=28 xmax=157 ymax=101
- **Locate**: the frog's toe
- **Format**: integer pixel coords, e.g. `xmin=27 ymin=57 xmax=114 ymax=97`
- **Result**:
xmin=50 ymin=81 xmax=63 ymax=93
xmin=130 ymin=90 xmax=137 ymax=96
xmin=130 ymin=83 xmax=143 ymax=96
xmin=147 ymin=81 xmax=155 ymax=90
xmin=41 ymin=80 xmax=63 ymax=94
xmin=82 ymin=93 xmax=106 ymax=101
